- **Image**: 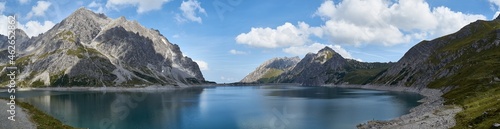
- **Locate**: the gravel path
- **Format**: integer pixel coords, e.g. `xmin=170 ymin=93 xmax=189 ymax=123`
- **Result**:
xmin=0 ymin=99 xmax=36 ymax=129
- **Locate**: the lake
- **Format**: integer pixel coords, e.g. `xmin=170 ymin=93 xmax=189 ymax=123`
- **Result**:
xmin=2 ymin=86 xmax=423 ymax=129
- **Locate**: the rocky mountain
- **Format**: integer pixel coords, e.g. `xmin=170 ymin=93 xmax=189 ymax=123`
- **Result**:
xmin=0 ymin=7 xmax=206 ymax=87
xmin=240 ymin=57 xmax=300 ymax=83
xmin=371 ymin=17 xmax=500 ymax=88
xmin=370 ymin=15 xmax=500 ymax=128
xmin=243 ymin=47 xmax=393 ymax=85
xmin=0 ymin=29 xmax=30 ymax=65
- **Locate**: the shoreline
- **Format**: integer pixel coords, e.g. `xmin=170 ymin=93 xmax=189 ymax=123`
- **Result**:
xmin=322 ymin=84 xmax=462 ymax=129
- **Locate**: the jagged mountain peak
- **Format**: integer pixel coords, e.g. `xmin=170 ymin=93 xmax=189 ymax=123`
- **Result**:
xmin=1 ymin=7 xmax=207 ymax=87
xmin=318 ymin=46 xmax=335 ymax=53
xmin=313 ymin=46 xmax=343 ymax=64
xmin=68 ymin=7 xmax=108 ymax=20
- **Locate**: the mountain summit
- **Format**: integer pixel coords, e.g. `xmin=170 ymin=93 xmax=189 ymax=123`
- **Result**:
xmin=0 ymin=8 xmax=206 ymax=87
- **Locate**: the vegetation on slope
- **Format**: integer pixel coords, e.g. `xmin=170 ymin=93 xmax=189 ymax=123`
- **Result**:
xmin=426 ymin=20 xmax=500 ymax=128
xmin=257 ymin=69 xmax=284 ymax=83
xmin=0 ymin=98 xmax=77 ymax=129
xmin=343 ymin=61 xmax=393 ymax=85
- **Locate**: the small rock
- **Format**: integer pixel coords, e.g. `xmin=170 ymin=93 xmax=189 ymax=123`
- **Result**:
xmin=493 ymin=123 xmax=500 ymax=128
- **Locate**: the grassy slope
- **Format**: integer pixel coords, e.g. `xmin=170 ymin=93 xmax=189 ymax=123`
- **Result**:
xmin=257 ymin=69 xmax=284 ymax=83
xmin=18 ymin=101 xmax=77 ymax=129
xmin=344 ymin=61 xmax=393 ymax=85
xmin=344 ymin=66 xmax=389 ymax=85
xmin=426 ymin=20 xmax=500 ymax=128
xmin=0 ymin=98 xmax=76 ymax=129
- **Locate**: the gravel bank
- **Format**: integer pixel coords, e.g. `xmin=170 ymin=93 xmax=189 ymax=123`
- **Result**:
xmin=322 ymin=84 xmax=462 ymax=129
xmin=0 ymin=99 xmax=36 ymax=129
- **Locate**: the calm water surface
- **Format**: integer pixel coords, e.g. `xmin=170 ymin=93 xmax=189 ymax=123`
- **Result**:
xmin=2 ymin=86 xmax=423 ymax=129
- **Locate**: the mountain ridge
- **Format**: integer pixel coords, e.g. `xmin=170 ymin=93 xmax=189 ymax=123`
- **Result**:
xmin=0 ymin=7 xmax=207 ymax=87
xmin=242 ymin=46 xmax=393 ymax=85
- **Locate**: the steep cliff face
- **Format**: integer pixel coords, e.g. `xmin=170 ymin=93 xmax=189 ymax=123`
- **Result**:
xmin=0 ymin=8 xmax=205 ymax=87
xmin=240 ymin=57 xmax=300 ymax=83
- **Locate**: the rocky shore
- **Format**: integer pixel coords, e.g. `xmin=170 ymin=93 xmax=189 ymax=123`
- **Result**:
xmin=323 ymin=84 xmax=462 ymax=129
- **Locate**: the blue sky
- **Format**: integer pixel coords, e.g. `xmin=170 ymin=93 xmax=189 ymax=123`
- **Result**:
xmin=0 ymin=0 xmax=498 ymax=83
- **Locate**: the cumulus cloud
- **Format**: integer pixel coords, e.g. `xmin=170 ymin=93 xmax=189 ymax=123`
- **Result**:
xmin=26 ymin=1 xmax=52 ymax=19
xmin=0 ymin=15 xmax=9 ymax=36
xmin=488 ymin=0 xmax=500 ymax=19
xmin=194 ymin=60 xmax=209 ymax=71
xmin=0 ymin=15 xmax=54 ymax=37
xmin=17 ymin=20 xmax=56 ymax=37
xmin=229 ymin=49 xmax=247 ymax=55
xmin=283 ymin=43 xmax=354 ymax=59
xmin=315 ymin=0 xmax=485 ymax=46
xmin=175 ymin=0 xmax=207 ymax=23
xmin=88 ymin=1 xmax=104 ymax=13
xmin=235 ymin=22 xmax=321 ymax=48
xmin=106 ymin=0 xmax=172 ymax=13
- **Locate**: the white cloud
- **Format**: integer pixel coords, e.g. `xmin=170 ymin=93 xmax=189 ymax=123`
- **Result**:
xmin=17 ymin=20 xmax=55 ymax=37
xmin=283 ymin=43 xmax=354 ymax=59
xmin=490 ymin=0 xmax=500 ymax=8
xmin=235 ymin=22 xmax=321 ymax=48
xmin=322 ymin=20 xmax=410 ymax=46
xmin=0 ymin=15 xmax=9 ymax=36
xmin=314 ymin=0 xmax=485 ymax=46
xmin=26 ymin=1 xmax=52 ymax=19
xmin=18 ymin=0 xmax=29 ymax=4
xmin=175 ymin=0 xmax=207 ymax=23
xmin=106 ymin=0 xmax=172 ymax=13
xmin=88 ymin=1 xmax=104 ymax=13
xmin=172 ymin=34 xmax=180 ymax=38
xmin=194 ymin=60 xmax=209 ymax=71
xmin=0 ymin=2 xmax=5 ymax=14
xmin=431 ymin=7 xmax=486 ymax=36
xmin=488 ymin=0 xmax=500 ymax=19
xmin=229 ymin=49 xmax=247 ymax=55
xmin=0 ymin=16 xmax=54 ymax=37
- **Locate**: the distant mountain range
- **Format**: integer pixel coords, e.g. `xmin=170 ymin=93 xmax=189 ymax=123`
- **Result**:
xmin=0 ymin=8 xmax=208 ymax=87
xmin=241 ymin=47 xmax=393 ymax=85
xmin=242 ymin=16 xmax=500 ymax=128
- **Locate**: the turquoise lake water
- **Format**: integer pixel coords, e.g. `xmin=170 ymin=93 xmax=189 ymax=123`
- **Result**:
xmin=2 ymin=86 xmax=423 ymax=129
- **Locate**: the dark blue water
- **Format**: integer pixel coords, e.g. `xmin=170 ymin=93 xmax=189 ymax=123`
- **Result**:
xmin=2 ymin=86 xmax=423 ymax=129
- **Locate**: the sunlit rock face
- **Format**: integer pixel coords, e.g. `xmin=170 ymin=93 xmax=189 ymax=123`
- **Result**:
xmin=0 ymin=8 xmax=205 ymax=87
